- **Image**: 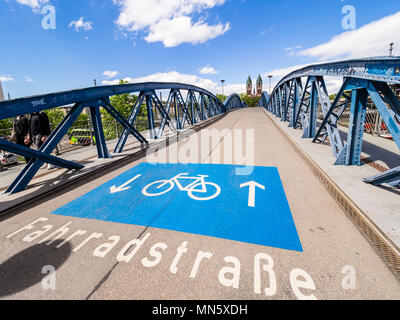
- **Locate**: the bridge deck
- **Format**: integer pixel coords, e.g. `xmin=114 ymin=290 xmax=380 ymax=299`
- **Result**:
xmin=0 ymin=108 xmax=399 ymax=300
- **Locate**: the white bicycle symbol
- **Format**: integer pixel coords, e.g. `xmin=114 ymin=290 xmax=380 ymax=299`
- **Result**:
xmin=142 ymin=173 xmax=221 ymax=201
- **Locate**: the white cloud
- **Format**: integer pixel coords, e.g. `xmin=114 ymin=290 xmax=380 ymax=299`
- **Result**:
xmin=69 ymin=17 xmax=93 ymax=32
xmin=101 ymin=71 xmax=245 ymax=96
xmin=0 ymin=75 xmax=15 ymax=82
xmin=198 ymin=65 xmax=219 ymax=75
xmin=13 ymin=0 xmax=49 ymax=11
xmin=103 ymin=70 xmax=119 ymax=78
xmin=299 ymin=11 xmax=400 ymax=60
xmin=262 ymin=64 xmax=343 ymax=94
xmin=113 ymin=0 xmax=230 ymax=47
xmin=25 ymin=75 xmax=33 ymax=82
xmin=144 ymin=16 xmax=230 ymax=47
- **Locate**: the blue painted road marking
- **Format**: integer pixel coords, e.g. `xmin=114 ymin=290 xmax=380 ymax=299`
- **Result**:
xmin=52 ymin=163 xmax=303 ymax=252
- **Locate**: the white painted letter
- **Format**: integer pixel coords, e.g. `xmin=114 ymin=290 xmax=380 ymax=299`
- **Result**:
xmin=290 ymin=268 xmax=317 ymax=300
xmin=190 ymin=251 xmax=213 ymax=279
xmin=218 ymin=256 xmax=241 ymax=289
xmin=254 ymin=253 xmax=277 ymax=296
xmin=117 ymin=233 xmax=150 ymax=263
xmin=170 ymin=241 xmax=188 ymax=274
xmin=7 ymin=218 xmax=48 ymax=239
xmin=93 ymin=236 xmax=120 ymax=258
xmin=142 ymin=242 xmax=168 ymax=268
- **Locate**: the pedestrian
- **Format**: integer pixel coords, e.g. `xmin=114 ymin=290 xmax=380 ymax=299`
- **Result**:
xmin=13 ymin=114 xmax=31 ymax=163
xmin=29 ymin=111 xmax=53 ymax=169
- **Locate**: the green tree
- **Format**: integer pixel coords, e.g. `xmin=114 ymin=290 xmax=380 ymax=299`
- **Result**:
xmin=44 ymin=108 xmax=64 ymax=127
xmin=101 ymin=80 xmax=138 ymax=122
xmin=240 ymin=94 xmax=260 ymax=107
xmin=216 ymin=94 xmax=227 ymax=102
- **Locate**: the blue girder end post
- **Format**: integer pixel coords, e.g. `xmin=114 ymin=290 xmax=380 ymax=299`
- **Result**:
xmin=145 ymin=92 xmax=156 ymax=139
xmin=335 ymin=88 xmax=368 ymax=166
xmin=90 ymin=106 xmax=112 ymax=159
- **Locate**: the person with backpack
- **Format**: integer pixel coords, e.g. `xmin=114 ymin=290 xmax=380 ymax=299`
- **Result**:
xmin=13 ymin=114 xmax=31 ymax=163
xmin=29 ymin=111 xmax=53 ymax=169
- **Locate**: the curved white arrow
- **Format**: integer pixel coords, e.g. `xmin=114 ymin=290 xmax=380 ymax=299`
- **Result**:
xmin=110 ymin=174 xmax=142 ymax=194
xmin=240 ymin=181 xmax=266 ymax=207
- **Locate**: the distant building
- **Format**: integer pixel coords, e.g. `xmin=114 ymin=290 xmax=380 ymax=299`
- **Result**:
xmin=256 ymin=75 xmax=263 ymax=96
xmin=246 ymin=75 xmax=263 ymax=97
xmin=0 ymin=81 xmax=4 ymax=102
xmin=246 ymin=76 xmax=252 ymax=96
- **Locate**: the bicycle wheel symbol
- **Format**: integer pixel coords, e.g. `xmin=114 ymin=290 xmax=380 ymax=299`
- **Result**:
xmin=142 ymin=174 xmax=221 ymax=201
xmin=187 ymin=182 xmax=221 ymax=201
xmin=142 ymin=180 xmax=174 ymax=197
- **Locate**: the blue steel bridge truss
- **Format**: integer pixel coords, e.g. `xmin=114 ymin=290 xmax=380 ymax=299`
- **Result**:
xmin=260 ymin=57 xmax=400 ymax=188
xmin=0 ymin=83 xmax=244 ymax=194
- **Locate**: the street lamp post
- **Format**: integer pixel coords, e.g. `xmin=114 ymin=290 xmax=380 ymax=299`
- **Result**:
xmin=268 ymin=75 xmax=273 ymax=95
xmin=220 ymin=80 xmax=225 ymax=96
xmin=389 ymin=43 xmax=394 ymax=56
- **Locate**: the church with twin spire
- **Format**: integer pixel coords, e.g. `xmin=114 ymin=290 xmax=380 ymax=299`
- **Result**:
xmin=246 ymin=75 xmax=263 ymax=97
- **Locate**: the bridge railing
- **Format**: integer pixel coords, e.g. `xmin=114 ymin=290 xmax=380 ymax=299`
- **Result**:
xmin=0 ymin=82 xmax=245 ymax=194
xmin=261 ymin=57 xmax=400 ymax=188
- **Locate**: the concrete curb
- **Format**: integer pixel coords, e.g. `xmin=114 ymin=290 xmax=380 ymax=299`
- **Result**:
xmin=261 ymin=107 xmax=400 ymax=280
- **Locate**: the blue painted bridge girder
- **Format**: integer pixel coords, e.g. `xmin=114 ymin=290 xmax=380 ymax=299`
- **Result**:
xmin=262 ymin=56 xmax=400 ymax=188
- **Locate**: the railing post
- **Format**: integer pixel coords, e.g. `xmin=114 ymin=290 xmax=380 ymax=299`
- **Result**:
xmin=89 ymin=106 xmax=112 ymax=159
xmin=335 ymin=88 xmax=368 ymax=166
xmin=145 ymin=92 xmax=156 ymax=139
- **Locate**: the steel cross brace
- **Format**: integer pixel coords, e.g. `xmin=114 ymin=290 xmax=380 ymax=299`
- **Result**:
xmin=289 ymin=79 xmax=302 ymax=128
xmin=157 ymin=89 xmax=176 ymax=138
xmin=276 ymin=87 xmax=282 ymax=118
xmin=294 ymin=77 xmax=312 ymax=129
xmin=313 ymin=77 xmax=352 ymax=154
xmin=281 ymin=82 xmax=291 ymax=122
xmin=363 ymin=166 xmax=400 ymax=187
xmin=114 ymin=92 xmax=146 ymax=154
xmin=101 ymin=98 xmax=147 ymax=143
xmin=148 ymin=90 xmax=176 ymax=138
xmin=0 ymin=139 xmax=83 ymax=170
xmin=312 ymin=76 xmax=344 ymax=157
xmin=176 ymin=90 xmax=192 ymax=129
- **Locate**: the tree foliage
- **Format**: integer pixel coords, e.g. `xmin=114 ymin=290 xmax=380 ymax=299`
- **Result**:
xmin=216 ymin=94 xmax=227 ymax=103
xmin=240 ymin=94 xmax=260 ymax=107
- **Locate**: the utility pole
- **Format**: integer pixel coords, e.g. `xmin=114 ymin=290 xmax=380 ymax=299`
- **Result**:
xmin=389 ymin=43 xmax=394 ymax=56
xmin=268 ymin=75 xmax=273 ymax=94
xmin=220 ymin=80 xmax=225 ymax=96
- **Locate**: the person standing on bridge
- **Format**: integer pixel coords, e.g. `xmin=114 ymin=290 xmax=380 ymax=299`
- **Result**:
xmin=29 ymin=111 xmax=53 ymax=169
xmin=13 ymin=114 xmax=31 ymax=163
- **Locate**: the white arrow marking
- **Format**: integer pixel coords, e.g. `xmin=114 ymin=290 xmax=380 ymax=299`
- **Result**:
xmin=240 ymin=181 xmax=266 ymax=207
xmin=110 ymin=174 xmax=142 ymax=194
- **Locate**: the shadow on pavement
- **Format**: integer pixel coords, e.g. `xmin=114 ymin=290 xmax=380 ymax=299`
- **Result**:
xmin=0 ymin=240 xmax=71 ymax=298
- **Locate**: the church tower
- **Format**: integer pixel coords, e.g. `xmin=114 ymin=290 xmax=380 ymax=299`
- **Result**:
xmin=246 ymin=76 xmax=252 ymax=96
xmin=256 ymin=74 xmax=263 ymax=96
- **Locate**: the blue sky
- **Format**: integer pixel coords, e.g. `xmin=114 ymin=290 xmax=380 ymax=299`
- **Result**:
xmin=1 ymin=0 xmax=400 ymax=99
